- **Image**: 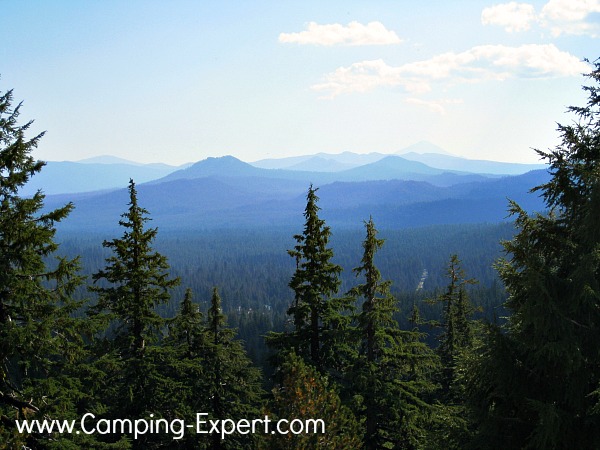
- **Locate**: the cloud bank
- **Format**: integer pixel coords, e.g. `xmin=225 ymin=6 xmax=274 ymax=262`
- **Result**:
xmin=481 ymin=2 xmax=537 ymax=32
xmin=482 ymin=0 xmax=600 ymax=37
xmin=311 ymin=44 xmax=588 ymax=98
xmin=279 ymin=21 xmax=402 ymax=46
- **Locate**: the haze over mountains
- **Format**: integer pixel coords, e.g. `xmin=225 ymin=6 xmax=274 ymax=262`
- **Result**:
xmin=252 ymin=141 xmax=544 ymax=175
xmin=39 ymin=142 xmax=549 ymax=232
xmin=22 ymin=159 xmax=184 ymax=196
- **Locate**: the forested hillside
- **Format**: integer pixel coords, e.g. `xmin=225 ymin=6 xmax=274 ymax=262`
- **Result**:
xmin=56 ymin=222 xmax=512 ymax=369
xmin=43 ymin=167 xmax=549 ymax=231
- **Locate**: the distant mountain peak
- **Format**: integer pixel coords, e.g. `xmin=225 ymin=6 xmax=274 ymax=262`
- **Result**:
xmin=154 ymin=155 xmax=261 ymax=183
xmin=398 ymin=141 xmax=456 ymax=156
xmin=190 ymin=155 xmax=249 ymax=168
xmin=209 ymin=155 xmax=238 ymax=161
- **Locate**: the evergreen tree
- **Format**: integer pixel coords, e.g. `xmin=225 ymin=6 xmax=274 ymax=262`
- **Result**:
xmin=198 ymin=287 xmax=264 ymax=450
xmin=429 ymin=254 xmax=476 ymax=395
xmin=466 ymin=60 xmax=600 ymax=449
xmin=347 ymin=218 xmax=439 ymax=449
xmin=88 ymin=179 xmax=180 ymax=448
xmin=168 ymin=288 xmax=204 ymax=359
xmin=90 ymin=179 xmax=179 ymax=355
xmin=0 ymin=87 xmax=89 ymax=448
xmin=425 ymin=255 xmax=478 ymax=448
xmin=269 ymin=185 xmax=349 ymax=374
xmin=164 ymin=287 xmax=265 ymax=449
xmin=159 ymin=288 xmax=209 ymax=449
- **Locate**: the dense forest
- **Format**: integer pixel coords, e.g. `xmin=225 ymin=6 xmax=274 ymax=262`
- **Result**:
xmin=1 ymin=61 xmax=600 ymax=449
xmin=55 ymin=223 xmax=511 ymax=371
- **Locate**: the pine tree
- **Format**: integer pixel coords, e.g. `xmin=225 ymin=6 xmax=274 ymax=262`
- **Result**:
xmin=348 ymin=218 xmax=439 ymax=449
xmin=90 ymin=179 xmax=179 ymax=355
xmin=466 ymin=60 xmax=600 ymax=449
xmin=198 ymin=288 xmax=264 ymax=449
xmin=168 ymin=287 xmax=204 ymax=359
xmin=166 ymin=287 xmax=265 ymax=449
xmin=88 ymin=179 xmax=180 ymax=448
xmin=270 ymin=185 xmax=349 ymax=374
xmin=429 ymin=254 xmax=476 ymax=396
xmin=159 ymin=288 xmax=209 ymax=449
xmin=425 ymin=255 xmax=478 ymax=448
xmin=0 ymin=87 xmax=89 ymax=448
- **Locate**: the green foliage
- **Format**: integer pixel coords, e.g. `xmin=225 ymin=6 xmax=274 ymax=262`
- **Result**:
xmin=347 ymin=218 xmax=441 ymax=449
xmin=466 ymin=60 xmax=600 ymax=449
xmin=348 ymin=218 xmax=397 ymax=363
xmin=11 ymin=65 xmax=600 ymax=448
xmin=0 ymin=86 xmax=93 ymax=447
xmin=168 ymin=287 xmax=204 ymax=359
xmin=90 ymin=179 xmax=180 ymax=355
xmin=269 ymin=185 xmax=351 ymax=374
xmin=87 ymin=179 xmax=181 ymax=448
xmin=428 ymin=254 xmax=476 ymax=396
xmin=423 ymin=255 xmax=480 ymax=448
xmin=196 ymin=287 xmax=265 ymax=449
xmin=159 ymin=288 xmax=208 ymax=448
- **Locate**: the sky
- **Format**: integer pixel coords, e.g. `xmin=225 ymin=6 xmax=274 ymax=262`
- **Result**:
xmin=2 ymin=0 xmax=598 ymax=165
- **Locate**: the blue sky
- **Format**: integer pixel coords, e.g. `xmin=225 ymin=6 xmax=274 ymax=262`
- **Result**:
xmin=2 ymin=1 xmax=598 ymax=165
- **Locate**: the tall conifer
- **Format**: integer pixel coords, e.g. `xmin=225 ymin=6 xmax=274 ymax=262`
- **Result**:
xmin=198 ymin=287 xmax=264 ymax=450
xmin=0 ymin=87 xmax=87 ymax=447
xmin=91 ymin=179 xmax=179 ymax=355
xmin=89 ymin=179 xmax=180 ymax=447
xmin=267 ymin=185 xmax=352 ymax=377
xmin=286 ymin=185 xmax=344 ymax=371
xmin=467 ymin=60 xmax=600 ymax=449
xmin=429 ymin=254 xmax=476 ymax=396
xmin=348 ymin=218 xmax=439 ymax=449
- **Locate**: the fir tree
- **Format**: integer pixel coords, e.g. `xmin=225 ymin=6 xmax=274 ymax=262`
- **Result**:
xmin=466 ymin=60 xmax=600 ymax=449
xmin=166 ymin=287 xmax=265 ymax=449
xmin=168 ymin=287 xmax=204 ymax=359
xmin=159 ymin=288 xmax=209 ymax=449
xmin=88 ymin=179 xmax=180 ymax=448
xmin=270 ymin=185 xmax=349 ymax=374
xmin=90 ymin=179 xmax=179 ymax=355
xmin=0 ymin=86 xmax=89 ymax=448
xmin=198 ymin=287 xmax=264 ymax=450
xmin=429 ymin=254 xmax=476 ymax=396
xmin=426 ymin=255 xmax=478 ymax=448
xmin=347 ymin=218 xmax=439 ymax=449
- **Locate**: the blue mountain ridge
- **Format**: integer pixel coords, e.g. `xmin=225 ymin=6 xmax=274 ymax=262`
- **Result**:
xmin=42 ymin=153 xmax=550 ymax=232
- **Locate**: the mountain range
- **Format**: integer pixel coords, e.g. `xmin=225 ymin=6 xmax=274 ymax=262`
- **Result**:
xmin=27 ymin=142 xmax=545 ymax=196
xmin=39 ymin=143 xmax=550 ymax=232
xmin=251 ymin=141 xmax=544 ymax=175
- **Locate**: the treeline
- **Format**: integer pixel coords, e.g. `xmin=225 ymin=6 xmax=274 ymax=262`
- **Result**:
xmin=57 ymin=223 xmax=512 ymax=312
xmin=55 ymin=223 xmax=512 ymax=371
xmin=3 ymin=61 xmax=600 ymax=449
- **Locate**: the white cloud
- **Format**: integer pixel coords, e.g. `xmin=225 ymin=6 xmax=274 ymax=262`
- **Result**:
xmin=481 ymin=2 xmax=537 ymax=32
xmin=481 ymin=0 xmax=600 ymax=37
xmin=541 ymin=0 xmax=600 ymax=37
xmin=312 ymin=44 xmax=588 ymax=98
xmin=404 ymin=98 xmax=463 ymax=115
xmin=278 ymin=21 xmax=402 ymax=46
